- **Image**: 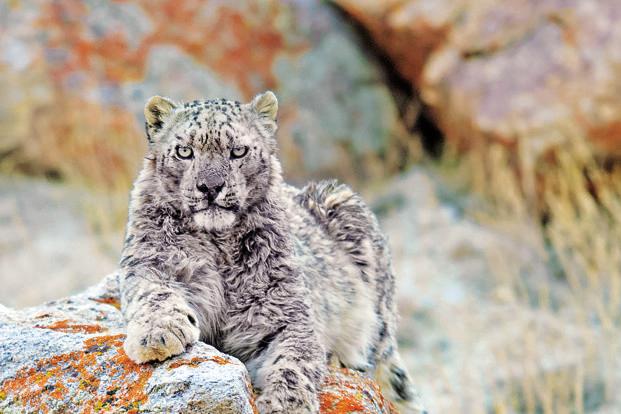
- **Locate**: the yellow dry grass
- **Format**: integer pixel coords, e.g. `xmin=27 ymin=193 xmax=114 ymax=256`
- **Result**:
xmin=439 ymin=130 xmax=621 ymax=413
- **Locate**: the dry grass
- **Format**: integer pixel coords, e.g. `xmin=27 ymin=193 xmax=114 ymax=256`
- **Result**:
xmin=438 ymin=130 xmax=621 ymax=413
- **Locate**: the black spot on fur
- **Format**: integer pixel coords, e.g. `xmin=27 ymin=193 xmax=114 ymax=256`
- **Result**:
xmin=154 ymin=292 xmax=172 ymax=301
xmin=281 ymin=368 xmax=299 ymax=387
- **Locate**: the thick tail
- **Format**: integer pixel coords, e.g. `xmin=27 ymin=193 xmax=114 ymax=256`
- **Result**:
xmin=376 ymin=351 xmax=427 ymax=414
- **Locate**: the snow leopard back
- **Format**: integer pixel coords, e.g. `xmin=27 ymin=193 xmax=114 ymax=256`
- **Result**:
xmin=294 ymin=180 xmax=425 ymax=413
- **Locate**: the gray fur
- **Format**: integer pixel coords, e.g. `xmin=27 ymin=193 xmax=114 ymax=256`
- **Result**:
xmin=119 ymin=92 xmax=425 ymax=413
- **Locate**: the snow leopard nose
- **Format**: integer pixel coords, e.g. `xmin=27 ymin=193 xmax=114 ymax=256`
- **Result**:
xmin=196 ymin=181 xmax=224 ymax=202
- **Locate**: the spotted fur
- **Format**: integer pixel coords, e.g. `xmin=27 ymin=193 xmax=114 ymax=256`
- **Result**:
xmin=119 ymin=91 xmax=425 ymax=413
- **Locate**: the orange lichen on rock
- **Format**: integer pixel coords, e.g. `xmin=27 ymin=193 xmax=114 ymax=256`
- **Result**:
xmin=245 ymin=378 xmax=260 ymax=414
xmin=320 ymin=390 xmax=367 ymax=413
xmin=36 ymin=0 xmax=306 ymax=97
xmin=168 ymin=355 xmax=231 ymax=370
xmin=319 ymin=368 xmax=396 ymax=414
xmin=209 ymin=355 xmax=232 ymax=366
xmin=0 ymin=334 xmax=154 ymax=413
xmin=34 ymin=319 xmax=108 ymax=334
xmin=168 ymin=357 xmax=208 ymax=369
xmin=90 ymin=296 xmax=122 ymax=310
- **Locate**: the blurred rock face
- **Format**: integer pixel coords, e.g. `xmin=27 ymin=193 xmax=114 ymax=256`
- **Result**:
xmin=0 ymin=0 xmax=402 ymax=185
xmin=334 ymin=0 xmax=621 ymax=157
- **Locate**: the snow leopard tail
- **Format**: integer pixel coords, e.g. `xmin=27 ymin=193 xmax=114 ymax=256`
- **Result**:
xmin=375 ymin=350 xmax=427 ymax=413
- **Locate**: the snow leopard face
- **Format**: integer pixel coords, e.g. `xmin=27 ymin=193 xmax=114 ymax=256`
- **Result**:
xmin=143 ymin=92 xmax=279 ymax=231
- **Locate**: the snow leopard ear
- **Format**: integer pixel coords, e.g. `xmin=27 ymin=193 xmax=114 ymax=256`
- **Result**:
xmin=144 ymin=96 xmax=177 ymax=143
xmin=250 ymin=91 xmax=278 ymax=139
xmin=251 ymin=91 xmax=278 ymax=122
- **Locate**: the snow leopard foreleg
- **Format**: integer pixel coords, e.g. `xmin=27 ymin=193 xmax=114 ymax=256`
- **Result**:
xmin=119 ymin=266 xmax=200 ymax=363
xmin=251 ymin=319 xmax=326 ymax=414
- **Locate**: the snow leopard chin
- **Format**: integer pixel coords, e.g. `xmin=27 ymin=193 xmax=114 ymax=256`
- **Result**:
xmin=192 ymin=208 xmax=236 ymax=232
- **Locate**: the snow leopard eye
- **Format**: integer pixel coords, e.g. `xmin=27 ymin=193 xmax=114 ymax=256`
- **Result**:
xmin=230 ymin=146 xmax=248 ymax=159
xmin=176 ymin=146 xmax=193 ymax=159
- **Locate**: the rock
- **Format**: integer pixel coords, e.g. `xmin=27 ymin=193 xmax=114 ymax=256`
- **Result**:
xmin=0 ymin=0 xmax=405 ymax=185
xmin=333 ymin=0 xmax=456 ymax=89
xmin=334 ymin=0 xmax=621 ymax=157
xmin=319 ymin=369 xmax=395 ymax=414
xmin=0 ymin=274 xmax=396 ymax=414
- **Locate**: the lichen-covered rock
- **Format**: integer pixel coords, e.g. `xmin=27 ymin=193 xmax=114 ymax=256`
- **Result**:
xmin=319 ymin=369 xmax=395 ymax=414
xmin=334 ymin=0 xmax=621 ymax=157
xmin=0 ymin=0 xmax=404 ymax=185
xmin=0 ymin=275 xmax=255 ymax=414
xmin=0 ymin=274 xmax=396 ymax=413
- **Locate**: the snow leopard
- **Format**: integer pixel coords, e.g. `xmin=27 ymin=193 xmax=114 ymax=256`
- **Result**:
xmin=119 ymin=91 xmax=425 ymax=413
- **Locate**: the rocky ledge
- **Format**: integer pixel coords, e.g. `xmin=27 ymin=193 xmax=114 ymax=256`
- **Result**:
xmin=0 ymin=274 xmax=395 ymax=414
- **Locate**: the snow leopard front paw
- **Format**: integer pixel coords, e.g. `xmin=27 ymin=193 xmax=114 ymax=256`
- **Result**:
xmin=123 ymin=303 xmax=200 ymax=364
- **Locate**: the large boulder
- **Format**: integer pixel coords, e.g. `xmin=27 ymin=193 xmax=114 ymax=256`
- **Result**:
xmin=0 ymin=274 xmax=396 ymax=414
xmin=0 ymin=0 xmax=404 ymax=185
xmin=334 ymin=0 xmax=621 ymax=158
